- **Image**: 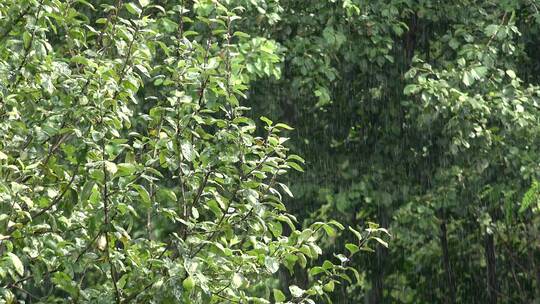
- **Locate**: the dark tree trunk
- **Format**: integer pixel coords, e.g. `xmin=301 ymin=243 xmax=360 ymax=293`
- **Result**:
xmin=484 ymin=233 xmax=498 ymax=304
xmin=439 ymin=219 xmax=456 ymax=304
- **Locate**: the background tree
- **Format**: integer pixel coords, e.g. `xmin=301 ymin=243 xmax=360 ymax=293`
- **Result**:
xmin=2 ymin=0 xmax=540 ymax=303
xmin=247 ymin=0 xmax=540 ymax=302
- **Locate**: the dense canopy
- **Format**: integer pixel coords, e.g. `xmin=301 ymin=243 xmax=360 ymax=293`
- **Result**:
xmin=1 ymin=0 xmax=540 ymax=303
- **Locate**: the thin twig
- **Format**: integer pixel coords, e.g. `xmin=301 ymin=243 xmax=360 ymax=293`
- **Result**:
xmin=102 ymin=142 xmax=121 ymax=304
xmin=486 ymin=12 xmax=508 ymax=47
xmin=6 ymin=169 xmax=78 ymax=236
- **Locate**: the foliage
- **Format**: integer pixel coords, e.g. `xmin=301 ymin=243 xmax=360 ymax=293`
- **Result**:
xmin=0 ymin=1 xmax=390 ymax=303
xmin=3 ymin=0 xmax=540 ymax=303
xmin=247 ymin=0 xmax=540 ymax=302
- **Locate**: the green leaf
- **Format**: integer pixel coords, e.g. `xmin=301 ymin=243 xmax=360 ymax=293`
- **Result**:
xmin=484 ymin=24 xmax=499 ymax=36
xmin=97 ymin=235 xmax=107 ymax=251
xmin=334 ymin=253 xmax=348 ymax=263
xmin=74 ymin=0 xmax=96 ymax=10
xmin=520 ymin=181 xmax=539 ymax=213
xmin=309 ymin=266 xmax=326 ymax=276
xmin=132 ymin=184 xmax=151 ymax=207
xmin=449 ymin=38 xmax=460 ymax=50
xmin=183 ymin=276 xmax=195 ymax=291
xmin=181 ymin=142 xmax=195 ymax=162
xmin=403 ymin=84 xmax=418 ymax=95
xmin=274 ymin=123 xmax=294 ymax=130
xmin=125 ymin=3 xmax=142 ymax=15
xmin=234 ymin=31 xmax=251 ymax=38
xmin=473 ymin=66 xmax=488 ymax=79
xmin=297 ymin=253 xmax=307 ymax=268
xmin=7 ymin=252 xmax=24 ymax=276
xmin=506 ymin=69 xmax=516 ymax=79
xmin=278 ymin=183 xmax=294 ymax=197
xmin=265 ymin=256 xmax=279 ymax=274
xmin=287 ymin=154 xmax=305 ymax=164
xmin=462 ymin=71 xmax=473 ymax=86
xmin=138 ymin=0 xmax=150 ymax=7
xmin=80 ymin=181 xmax=95 ymax=204
xmin=345 ymin=243 xmax=359 ymax=255
xmin=287 ymin=161 xmax=304 ymax=172
xmin=322 ymin=224 xmax=336 ymax=237
xmin=348 ymin=226 xmax=363 ymax=241
xmin=232 ymin=273 xmax=243 ymax=288
xmin=328 ymin=220 xmax=345 ymax=230
xmin=273 ymin=289 xmax=286 ymax=302
xmin=157 ymin=188 xmax=177 ymax=203
xmin=322 ymin=260 xmax=334 ymax=270
xmin=323 ymin=281 xmax=335 ymax=292
xmin=23 ymin=32 xmax=32 ymax=49
xmin=260 ymin=116 xmax=273 ymax=126
xmin=105 ymin=161 xmax=117 ymax=175
xmin=115 ymin=163 xmax=137 ymax=177
xmin=289 ymin=285 xmax=304 ymax=298
xmin=373 ymin=237 xmax=388 ymax=248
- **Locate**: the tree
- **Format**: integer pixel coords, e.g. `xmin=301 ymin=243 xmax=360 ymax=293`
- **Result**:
xmin=0 ymin=1 xmax=388 ymax=303
xmin=247 ymin=0 xmax=540 ymax=302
